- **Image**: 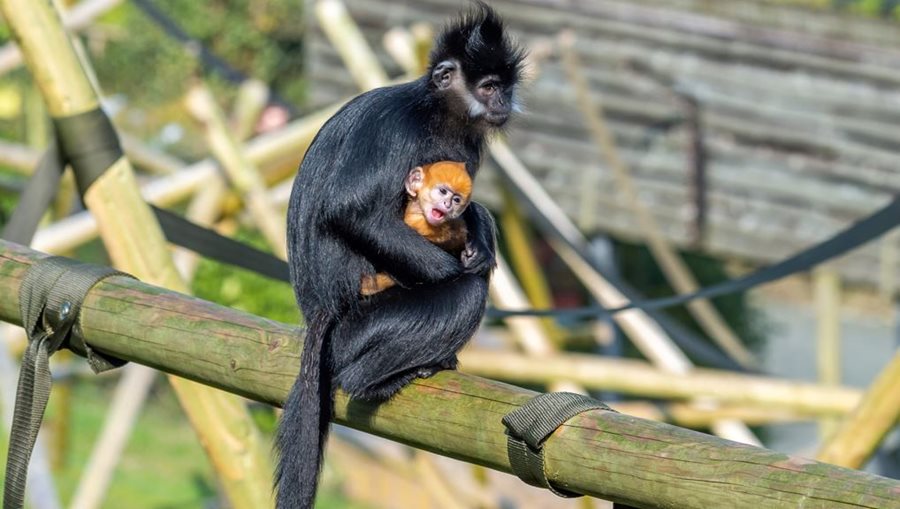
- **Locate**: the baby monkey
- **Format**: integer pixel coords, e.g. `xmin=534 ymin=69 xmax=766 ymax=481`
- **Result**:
xmin=361 ymin=161 xmax=472 ymax=296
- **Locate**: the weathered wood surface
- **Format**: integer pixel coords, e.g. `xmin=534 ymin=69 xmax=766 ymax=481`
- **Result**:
xmin=303 ymin=0 xmax=900 ymax=288
xmin=2 ymin=239 xmax=899 ymax=508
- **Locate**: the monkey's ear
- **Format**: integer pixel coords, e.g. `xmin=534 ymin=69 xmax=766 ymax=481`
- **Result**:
xmin=431 ymin=60 xmax=457 ymax=90
xmin=406 ymin=166 xmax=425 ymax=196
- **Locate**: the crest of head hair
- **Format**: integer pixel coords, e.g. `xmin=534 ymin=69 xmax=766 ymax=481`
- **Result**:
xmin=430 ymin=1 xmax=526 ymax=84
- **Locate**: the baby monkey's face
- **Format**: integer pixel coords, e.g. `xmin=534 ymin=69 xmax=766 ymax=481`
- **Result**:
xmin=422 ymin=183 xmax=469 ymax=225
xmin=405 ymin=161 xmax=472 ymax=226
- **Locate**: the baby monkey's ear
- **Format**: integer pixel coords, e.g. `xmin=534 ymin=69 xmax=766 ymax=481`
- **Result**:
xmin=405 ymin=166 xmax=425 ymax=197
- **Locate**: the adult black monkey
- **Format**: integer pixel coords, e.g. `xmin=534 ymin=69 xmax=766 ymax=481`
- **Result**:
xmin=277 ymin=4 xmax=524 ymax=509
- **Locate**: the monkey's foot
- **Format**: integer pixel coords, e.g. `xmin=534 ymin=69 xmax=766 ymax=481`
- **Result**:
xmin=415 ymin=357 xmax=458 ymax=379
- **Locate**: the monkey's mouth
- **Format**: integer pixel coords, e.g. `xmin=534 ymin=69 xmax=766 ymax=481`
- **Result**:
xmin=430 ymin=208 xmax=446 ymax=222
xmin=484 ymin=112 xmax=510 ymax=126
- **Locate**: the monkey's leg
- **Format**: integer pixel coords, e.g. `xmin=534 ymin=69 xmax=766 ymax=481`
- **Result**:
xmin=332 ymin=273 xmax=488 ymax=401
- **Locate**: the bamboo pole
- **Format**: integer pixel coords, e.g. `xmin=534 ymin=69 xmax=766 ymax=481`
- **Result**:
xmin=29 ymin=105 xmax=335 ymax=256
xmin=490 ymin=257 xmax=584 ymax=394
xmin=559 ymin=32 xmax=756 ymax=370
xmin=814 ymin=268 xmax=842 ymax=439
xmin=488 ymin=141 xmax=761 ymax=446
xmin=185 ymin=83 xmax=287 ymax=259
xmin=0 ymin=140 xmax=41 ymax=174
xmin=326 ymin=437 xmax=433 ymax=508
xmin=0 ymin=2 xmax=274 ymax=508
xmin=489 ymin=140 xmax=692 ymax=372
xmin=316 ymin=0 xmax=388 ymax=91
xmin=119 ymin=133 xmax=187 ymax=175
xmin=383 ymin=27 xmax=418 ymax=80
xmin=817 ymin=351 xmax=900 ymax=469
xmin=176 ymin=77 xmax=270 ymax=277
xmin=1 ymin=241 xmax=898 ymax=509
xmin=610 ymin=400 xmax=816 ymax=427
xmin=0 ymin=0 xmax=124 ymax=77
xmin=457 ymin=349 xmax=861 ymax=416
xmin=0 ymin=136 xmax=188 ymax=177
xmin=68 ymin=365 xmax=157 ymax=509
xmin=230 ymin=79 xmax=270 ymax=142
xmin=499 ymin=189 xmax=567 ymax=346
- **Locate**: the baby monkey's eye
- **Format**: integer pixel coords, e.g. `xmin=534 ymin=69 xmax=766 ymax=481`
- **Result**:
xmin=453 ymin=196 xmax=462 ymax=204
xmin=439 ymin=188 xmax=449 ymax=195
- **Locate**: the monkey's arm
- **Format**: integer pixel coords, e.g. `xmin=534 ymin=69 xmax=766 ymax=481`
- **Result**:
xmin=460 ymin=202 xmax=497 ymax=277
xmin=328 ymin=191 xmax=463 ymax=286
xmin=425 ymin=220 xmax=468 ymax=254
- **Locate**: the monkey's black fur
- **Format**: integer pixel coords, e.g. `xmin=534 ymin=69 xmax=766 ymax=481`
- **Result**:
xmin=277 ymin=4 xmax=523 ymax=509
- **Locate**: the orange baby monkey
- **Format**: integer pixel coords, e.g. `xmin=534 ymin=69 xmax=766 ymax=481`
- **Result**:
xmin=361 ymin=161 xmax=472 ymax=295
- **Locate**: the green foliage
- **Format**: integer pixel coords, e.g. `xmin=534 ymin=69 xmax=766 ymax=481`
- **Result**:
xmin=615 ymin=241 xmax=769 ymax=362
xmin=832 ymin=0 xmax=900 ymax=16
xmin=190 ymin=227 xmax=299 ymax=324
xmin=0 ymin=378 xmax=218 ymax=508
xmin=85 ymin=0 xmax=305 ymax=160
xmin=93 ymin=0 xmax=305 ymax=106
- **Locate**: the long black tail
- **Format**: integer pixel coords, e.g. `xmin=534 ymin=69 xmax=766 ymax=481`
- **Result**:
xmin=275 ymin=311 xmax=333 ymax=509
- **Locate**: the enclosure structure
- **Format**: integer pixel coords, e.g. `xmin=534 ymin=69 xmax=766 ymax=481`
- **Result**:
xmin=1 ymin=0 xmax=899 ymax=508
xmin=305 ymin=0 xmax=900 ymax=289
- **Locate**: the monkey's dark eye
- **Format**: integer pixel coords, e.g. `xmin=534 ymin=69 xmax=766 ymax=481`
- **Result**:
xmin=439 ymin=188 xmax=449 ymax=195
xmin=481 ymin=83 xmax=497 ymax=94
xmin=453 ymin=196 xmax=461 ymax=204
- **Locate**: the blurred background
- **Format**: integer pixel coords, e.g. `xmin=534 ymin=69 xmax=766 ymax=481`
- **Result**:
xmin=0 ymin=0 xmax=899 ymax=508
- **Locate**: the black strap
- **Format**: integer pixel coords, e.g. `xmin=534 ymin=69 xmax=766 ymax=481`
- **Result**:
xmin=3 ymin=257 xmax=132 ymax=509
xmin=488 ymin=195 xmax=900 ymax=320
xmin=0 ymin=141 xmax=65 ymax=245
xmin=502 ymin=392 xmax=615 ymax=498
xmin=54 ymin=109 xmax=123 ymax=193
xmin=152 ymin=206 xmax=290 ymax=281
xmin=1 ymin=108 xmax=291 ymax=283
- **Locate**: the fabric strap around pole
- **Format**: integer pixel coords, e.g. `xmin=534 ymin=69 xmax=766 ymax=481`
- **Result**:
xmin=502 ymin=392 xmax=615 ymax=498
xmin=3 ymin=257 xmax=131 ymax=509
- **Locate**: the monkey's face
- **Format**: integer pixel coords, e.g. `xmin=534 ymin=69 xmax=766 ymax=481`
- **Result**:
xmin=432 ymin=60 xmax=519 ymax=129
xmin=469 ymin=74 xmax=515 ymax=126
xmin=421 ymin=183 xmax=468 ymax=226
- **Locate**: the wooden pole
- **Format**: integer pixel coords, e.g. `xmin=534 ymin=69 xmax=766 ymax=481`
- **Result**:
xmin=558 ymin=32 xmax=757 ymax=370
xmin=68 ymin=365 xmax=157 ymax=509
xmin=499 ymin=189 xmax=567 ymax=346
xmin=489 ymin=141 xmax=761 ymax=446
xmin=457 ymin=349 xmax=861 ymax=416
xmin=185 ymin=83 xmax=287 ymax=259
xmin=30 ymin=105 xmax=335 ymax=257
xmin=817 ymin=351 xmax=900 ymax=469
xmin=230 ymin=79 xmax=270 ymax=141
xmin=316 ymin=0 xmax=388 ymax=90
xmin=0 ymin=1 xmax=274 ymax=507
xmin=0 ymin=0 xmax=124 ymax=77
xmin=814 ymin=268 xmax=842 ymax=439
xmin=1 ymin=241 xmax=898 ymax=509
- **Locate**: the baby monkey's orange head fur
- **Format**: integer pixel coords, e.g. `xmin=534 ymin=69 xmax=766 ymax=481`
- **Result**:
xmin=405 ymin=161 xmax=472 ymax=226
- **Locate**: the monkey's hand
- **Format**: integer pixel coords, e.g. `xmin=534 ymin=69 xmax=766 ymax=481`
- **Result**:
xmin=461 ymin=202 xmax=497 ymax=277
xmin=331 ymin=206 xmax=462 ymax=286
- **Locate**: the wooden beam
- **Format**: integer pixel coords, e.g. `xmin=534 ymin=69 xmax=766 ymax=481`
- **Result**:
xmin=1 ymin=240 xmax=898 ymax=509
